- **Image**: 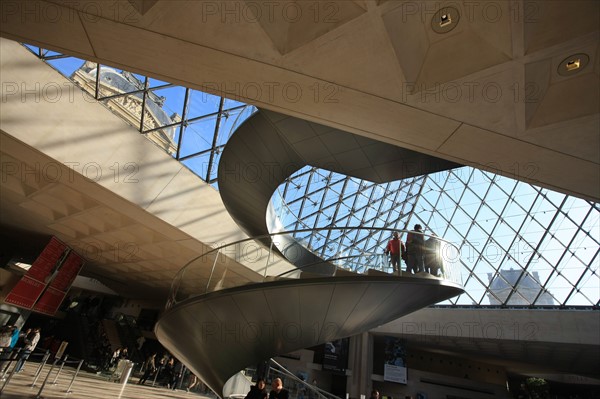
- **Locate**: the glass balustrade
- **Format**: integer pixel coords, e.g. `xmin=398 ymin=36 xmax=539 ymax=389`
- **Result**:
xmin=166 ymin=228 xmax=462 ymax=309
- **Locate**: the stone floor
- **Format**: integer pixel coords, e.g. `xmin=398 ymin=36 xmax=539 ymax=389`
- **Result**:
xmin=0 ymin=362 xmax=215 ymax=399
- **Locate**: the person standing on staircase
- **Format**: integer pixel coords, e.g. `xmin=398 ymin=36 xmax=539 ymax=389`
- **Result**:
xmin=406 ymin=224 xmax=426 ymax=273
xmin=384 ymin=231 xmax=406 ymax=275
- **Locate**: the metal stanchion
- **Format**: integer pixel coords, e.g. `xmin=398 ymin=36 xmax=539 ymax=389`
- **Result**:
xmin=31 ymin=351 xmax=51 ymax=387
xmin=35 ymin=358 xmax=58 ymax=399
xmin=0 ymin=358 xmax=18 ymax=395
xmin=119 ymin=361 xmax=134 ymax=386
xmin=0 ymin=350 xmax=7 ymax=379
xmin=65 ymin=359 xmax=84 ymax=394
xmin=52 ymin=354 xmax=68 ymax=384
xmin=33 ymin=350 xmax=51 ymax=380
xmin=0 ymin=349 xmax=85 ymax=396
xmin=177 ymin=366 xmax=188 ymax=390
xmin=0 ymin=348 xmax=20 ymax=379
xmin=151 ymin=365 xmax=162 ymax=387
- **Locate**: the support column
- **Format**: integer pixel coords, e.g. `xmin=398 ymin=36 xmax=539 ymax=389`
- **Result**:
xmin=347 ymin=332 xmax=372 ymax=399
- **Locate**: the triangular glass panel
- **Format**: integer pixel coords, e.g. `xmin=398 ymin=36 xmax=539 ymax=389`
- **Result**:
xmin=178 ymin=117 xmax=218 ymax=158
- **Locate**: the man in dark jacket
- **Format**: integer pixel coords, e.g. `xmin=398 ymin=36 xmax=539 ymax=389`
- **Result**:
xmin=406 ymin=224 xmax=425 ymax=273
xmin=269 ymin=378 xmax=289 ymax=399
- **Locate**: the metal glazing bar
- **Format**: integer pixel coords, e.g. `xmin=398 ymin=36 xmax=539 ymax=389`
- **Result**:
xmin=95 ymin=83 xmax=173 ymax=102
xmin=504 ymin=193 xmax=568 ymax=306
xmin=206 ymin=97 xmax=226 ymax=182
xmin=95 ymin=63 xmax=100 ymax=100
xmin=139 ymin=76 xmax=149 ymax=132
xmin=176 ymin=88 xmax=190 ymax=160
xmin=534 ymin=205 xmax=594 ymax=305
xmin=178 ymin=147 xmax=215 ymax=162
xmin=453 ymin=174 xmax=519 ymax=304
xmin=142 ymin=120 xmax=182 ymax=135
xmin=40 ymin=54 xmax=73 ymax=61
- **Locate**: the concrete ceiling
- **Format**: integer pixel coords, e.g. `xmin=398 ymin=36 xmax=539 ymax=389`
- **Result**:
xmin=0 ymin=39 xmax=297 ymax=302
xmin=0 ymin=0 xmax=598 ymax=201
xmin=0 ymin=132 xmax=262 ymax=300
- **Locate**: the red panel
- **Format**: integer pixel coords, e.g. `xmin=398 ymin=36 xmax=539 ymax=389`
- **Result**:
xmin=26 ymin=237 xmax=68 ymax=282
xmin=4 ymin=276 xmax=46 ymax=309
xmin=32 ymin=287 xmax=67 ymax=316
xmin=5 ymin=237 xmax=84 ymax=315
xmin=48 ymin=252 xmax=84 ymax=291
xmin=34 ymin=252 xmax=84 ymax=315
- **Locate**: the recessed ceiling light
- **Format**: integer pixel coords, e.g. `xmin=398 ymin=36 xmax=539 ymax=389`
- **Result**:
xmin=440 ymin=13 xmax=452 ymax=27
xmin=432 ymin=7 xmax=460 ymax=34
xmin=566 ymin=59 xmax=580 ymax=71
xmin=557 ymin=53 xmax=590 ymax=76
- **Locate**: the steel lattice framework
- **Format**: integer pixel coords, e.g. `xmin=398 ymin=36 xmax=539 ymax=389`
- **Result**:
xmin=275 ymin=167 xmax=599 ymax=307
xmin=31 ymin=45 xmax=600 ymax=308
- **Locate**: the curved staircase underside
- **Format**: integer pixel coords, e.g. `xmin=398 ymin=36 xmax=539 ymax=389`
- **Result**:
xmin=156 ymin=276 xmax=463 ymax=397
xmin=218 ymin=109 xmax=461 ymax=238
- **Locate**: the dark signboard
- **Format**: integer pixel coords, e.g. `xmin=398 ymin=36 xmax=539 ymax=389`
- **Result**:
xmin=322 ymin=338 xmax=349 ymax=372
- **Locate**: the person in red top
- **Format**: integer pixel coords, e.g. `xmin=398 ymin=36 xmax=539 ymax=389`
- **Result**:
xmin=384 ymin=232 xmax=406 ymax=275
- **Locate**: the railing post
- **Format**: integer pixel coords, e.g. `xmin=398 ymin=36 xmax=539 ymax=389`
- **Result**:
xmin=151 ymin=365 xmax=162 ymax=387
xmin=32 ymin=351 xmax=50 ymax=386
xmin=0 ymin=347 xmax=20 ymax=379
xmin=65 ymin=359 xmax=84 ymax=393
xmin=265 ymin=238 xmax=274 ymax=279
xmin=0 ymin=354 xmax=18 ymax=395
xmin=52 ymin=354 xmax=68 ymax=384
xmin=205 ymin=248 xmax=221 ymax=293
xmin=35 ymin=358 xmax=58 ymax=398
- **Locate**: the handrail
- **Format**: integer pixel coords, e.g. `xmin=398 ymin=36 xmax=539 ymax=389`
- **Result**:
xmin=275 ymin=253 xmax=386 ymax=278
xmin=166 ymin=227 xmax=462 ymax=309
xmin=269 ymin=359 xmax=341 ymax=399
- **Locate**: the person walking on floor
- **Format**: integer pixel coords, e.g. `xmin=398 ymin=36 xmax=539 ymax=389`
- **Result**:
xmin=138 ymin=353 xmax=157 ymax=385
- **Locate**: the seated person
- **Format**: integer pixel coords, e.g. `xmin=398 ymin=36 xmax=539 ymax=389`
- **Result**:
xmin=269 ymin=378 xmax=289 ymax=399
xmin=245 ymin=379 xmax=267 ymax=399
